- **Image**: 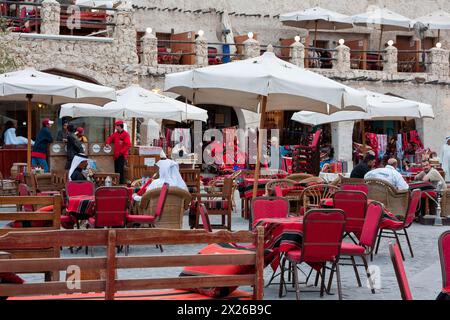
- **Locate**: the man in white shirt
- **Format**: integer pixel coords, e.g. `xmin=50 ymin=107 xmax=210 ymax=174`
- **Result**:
xmin=440 ymin=136 xmax=450 ymax=182
xmin=364 ymin=158 xmax=409 ymax=191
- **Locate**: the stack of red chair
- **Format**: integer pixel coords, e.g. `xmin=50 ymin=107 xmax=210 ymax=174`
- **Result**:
xmin=292 ymin=130 xmax=322 ymax=175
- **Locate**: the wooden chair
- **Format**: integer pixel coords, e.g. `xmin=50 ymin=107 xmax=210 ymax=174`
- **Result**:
xmin=197 ymin=178 xmax=234 ymax=231
xmin=0 ymin=196 xmax=61 ymax=281
xmin=139 ymin=187 xmax=191 ymax=229
xmin=441 ymin=190 xmax=450 ymax=218
xmin=365 ymin=178 xmax=410 ymax=218
xmin=92 ymin=173 xmax=120 ymax=187
xmin=0 ymin=172 xmax=17 ymax=196
xmin=0 ymin=227 xmax=265 ymax=300
xmin=179 ymin=169 xmax=201 ymax=197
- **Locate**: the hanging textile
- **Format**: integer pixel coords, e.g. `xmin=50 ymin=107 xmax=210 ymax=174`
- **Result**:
xmin=409 ymin=130 xmax=423 ymax=149
xmin=366 ymin=133 xmax=379 ymax=158
xmin=377 ymin=134 xmax=387 ymax=159
xmin=396 ymin=134 xmax=404 ymax=160
xmin=172 ymin=128 xmax=191 ymax=154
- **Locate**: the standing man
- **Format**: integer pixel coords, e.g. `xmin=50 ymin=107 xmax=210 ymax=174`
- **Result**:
xmin=31 ymin=118 xmax=54 ymax=173
xmin=106 ymin=120 xmax=131 ymax=184
xmin=440 ymin=136 xmax=450 ymax=182
xmin=56 ymin=120 xmax=69 ymax=142
xmin=65 ymin=124 xmax=83 ymax=172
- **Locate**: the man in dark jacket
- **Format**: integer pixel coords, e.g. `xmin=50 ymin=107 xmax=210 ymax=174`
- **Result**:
xmin=350 ymin=153 xmax=376 ymax=179
xmin=31 ymin=118 xmax=54 ymax=172
xmin=65 ymin=124 xmax=83 ymax=171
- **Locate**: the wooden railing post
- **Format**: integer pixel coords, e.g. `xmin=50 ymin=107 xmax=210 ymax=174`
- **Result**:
xmin=254 ymin=226 xmax=265 ymax=300
xmin=105 ymin=230 xmax=117 ymax=300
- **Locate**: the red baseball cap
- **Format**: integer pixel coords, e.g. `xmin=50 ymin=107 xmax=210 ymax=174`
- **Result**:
xmin=76 ymin=127 xmax=84 ymax=135
xmin=42 ymin=118 xmax=54 ymax=126
xmin=115 ymin=120 xmax=124 ymax=125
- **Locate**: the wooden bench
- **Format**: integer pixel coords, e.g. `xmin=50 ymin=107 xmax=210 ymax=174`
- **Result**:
xmin=0 ymin=227 xmax=264 ymax=300
xmin=0 ymin=196 xmax=61 ymax=281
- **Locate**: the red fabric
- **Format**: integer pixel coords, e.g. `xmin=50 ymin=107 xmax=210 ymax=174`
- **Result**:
xmin=440 ymin=232 xmax=450 ymax=289
xmin=333 ymin=191 xmax=367 ymax=235
xmin=321 ymin=198 xmax=334 ymax=208
xmin=404 ymin=190 xmax=421 ymax=227
xmin=390 ymin=244 xmax=413 ymax=300
xmin=31 ymin=152 xmax=46 ymax=159
xmin=137 ymin=179 xmax=153 ymax=196
xmin=444 ymin=287 xmax=450 ymax=294
xmin=180 ymin=244 xmax=254 ymax=298
xmin=93 ymin=187 xmax=128 ymax=228
xmin=380 ymin=218 xmax=403 ymax=230
xmin=359 ymin=203 xmax=383 ymax=247
xmin=286 ymin=249 xmax=302 ymax=261
xmin=254 ymin=217 xmax=304 ymax=253
xmin=61 ymin=215 xmax=76 ymax=229
xmin=341 ymin=184 xmax=369 ymax=194
xmin=67 ymin=195 xmax=95 ymax=217
xmin=106 ymin=130 xmax=132 ymax=160
xmin=340 ymin=242 xmax=365 ymax=255
xmin=66 ymin=181 xmax=95 ymax=198
xmin=252 ymin=198 xmax=289 ymax=228
xmin=199 ymin=204 xmax=212 ymax=232
xmin=0 ymin=273 xmax=25 ymax=284
xmin=126 ymin=214 xmax=155 ymax=224
xmin=154 ymin=183 xmax=169 ymax=219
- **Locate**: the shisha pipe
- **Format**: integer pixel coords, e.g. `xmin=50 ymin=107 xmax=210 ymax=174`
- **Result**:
xmin=425 ymin=181 xmax=445 ymax=226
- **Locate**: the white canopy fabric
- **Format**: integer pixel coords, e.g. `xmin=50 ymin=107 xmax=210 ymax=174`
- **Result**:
xmin=60 ymin=85 xmax=208 ymax=122
xmin=291 ymin=89 xmax=434 ymax=126
xmin=75 ymin=0 xmax=117 ymax=8
xmin=165 ymin=51 xmax=367 ymax=114
xmin=0 ymin=68 xmax=116 ymax=105
xmin=414 ymin=10 xmax=450 ymax=30
xmin=349 ymin=7 xmax=412 ymax=31
xmin=280 ymin=6 xmax=353 ymax=30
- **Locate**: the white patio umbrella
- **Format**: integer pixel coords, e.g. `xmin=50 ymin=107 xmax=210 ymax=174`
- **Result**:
xmin=61 ymin=84 xmax=208 ymax=145
xmin=292 ymin=89 xmax=434 ymax=149
xmin=349 ymin=8 xmax=412 ymax=54
xmin=165 ymin=50 xmax=367 ymax=197
xmin=0 ymin=68 xmax=116 ymax=169
xmin=75 ymin=0 xmax=117 ymax=8
xmin=280 ymin=6 xmax=353 ymax=46
xmin=414 ymin=10 xmax=450 ymax=42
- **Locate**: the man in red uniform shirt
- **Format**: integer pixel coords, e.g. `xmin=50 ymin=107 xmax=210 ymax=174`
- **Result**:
xmin=106 ymin=120 xmax=131 ymax=184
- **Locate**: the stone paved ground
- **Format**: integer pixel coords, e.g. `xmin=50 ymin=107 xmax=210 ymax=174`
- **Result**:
xmin=2 ymin=192 xmax=449 ymax=300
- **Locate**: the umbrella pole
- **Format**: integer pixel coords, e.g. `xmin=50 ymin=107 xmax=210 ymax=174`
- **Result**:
xmin=252 ymin=96 xmax=267 ymax=199
xmin=131 ymin=117 xmax=136 ymax=147
xmin=314 ymin=20 xmax=318 ymax=48
xmin=26 ymin=95 xmax=32 ymax=172
xmin=438 ymin=29 xmax=441 ymax=43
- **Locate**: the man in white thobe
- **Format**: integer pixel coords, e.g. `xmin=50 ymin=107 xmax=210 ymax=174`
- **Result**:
xmin=440 ymin=136 xmax=450 ymax=182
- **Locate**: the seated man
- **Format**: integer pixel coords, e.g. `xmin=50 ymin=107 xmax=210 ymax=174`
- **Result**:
xmin=132 ymin=158 xmax=188 ymax=202
xmin=68 ymin=154 xmax=92 ymax=181
xmin=364 ymin=158 xmax=409 ymax=191
xmin=2 ymin=120 xmax=34 ymax=146
xmin=351 ymin=153 xmax=376 ymax=179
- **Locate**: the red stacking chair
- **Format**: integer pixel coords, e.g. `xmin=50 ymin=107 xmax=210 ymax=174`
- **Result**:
xmin=88 ymin=187 xmax=128 ymax=229
xmin=375 ymin=189 xmax=421 ymax=260
xmin=125 ymin=183 xmax=170 ymax=253
xmin=251 ymin=197 xmax=289 ymax=229
xmin=389 ymin=243 xmax=413 ymax=300
xmin=198 ymin=203 xmax=212 ymax=233
xmin=18 ymin=184 xmax=35 ymax=212
xmin=331 ymin=201 xmax=383 ymax=294
xmin=439 ymin=231 xmax=450 ymax=295
xmin=341 ymin=184 xmax=369 ymax=195
xmin=279 ymin=209 xmax=346 ymax=300
xmin=65 ymin=181 xmax=95 ymax=198
xmin=333 ymin=191 xmax=368 ymax=242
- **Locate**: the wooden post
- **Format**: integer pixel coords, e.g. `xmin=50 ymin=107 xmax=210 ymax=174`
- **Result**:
xmin=105 ymin=230 xmax=117 ymax=300
xmin=254 ymin=226 xmax=265 ymax=300
xmin=252 ymin=96 xmax=267 ymax=199
xmin=361 ymin=120 xmax=366 ymax=153
xmin=26 ymin=95 xmax=32 ymax=172
xmin=314 ymin=20 xmax=318 ymax=48
xmin=378 ymin=26 xmax=384 ymax=70
xmin=131 ymin=118 xmax=136 ymax=146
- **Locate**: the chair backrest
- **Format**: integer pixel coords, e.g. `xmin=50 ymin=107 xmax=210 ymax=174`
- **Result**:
xmin=66 ymin=181 xmax=95 ymax=198
xmin=404 ymin=189 xmax=421 ymax=227
xmin=359 ymin=201 xmax=383 ymax=249
xmin=94 ymin=187 xmax=128 ymax=228
xmin=251 ymin=197 xmax=289 ymax=228
xmin=301 ymin=209 xmax=346 ymax=263
xmin=154 ymin=183 xmax=169 ymax=219
xmin=438 ymin=231 xmax=450 ymax=290
xmin=299 ymin=176 xmax=324 ymax=186
xmin=265 ymin=179 xmax=297 ymax=196
xmin=286 ymin=173 xmax=313 ymax=182
xmin=274 ymin=185 xmax=283 ymax=197
xmin=302 ymin=184 xmax=339 ymax=211
xmin=341 ymin=183 xmax=369 ymax=195
xmin=310 ymin=129 xmax=322 ymax=148
xmin=389 ymin=243 xmax=413 ymax=300
xmin=18 ymin=183 xmax=34 ymax=211
xmin=333 ymin=190 xmax=368 ymax=235
xmin=198 ymin=203 xmax=212 ymax=232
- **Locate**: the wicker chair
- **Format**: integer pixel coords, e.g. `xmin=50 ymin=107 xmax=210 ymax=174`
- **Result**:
xmin=265 ymin=179 xmax=297 ymax=196
xmin=0 ymin=172 xmax=17 ymax=196
xmin=286 ymin=173 xmax=314 ymax=182
xmin=365 ymin=178 xmax=410 ymax=218
xmin=301 ymin=184 xmax=340 ymax=213
xmin=340 ymin=176 xmax=365 ymax=185
xmin=441 ymin=190 xmax=450 ymax=218
xmin=298 ymin=176 xmax=325 ymax=185
xmin=139 ymin=187 xmax=192 ymax=229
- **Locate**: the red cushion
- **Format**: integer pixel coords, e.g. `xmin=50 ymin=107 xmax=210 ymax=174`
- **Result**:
xmin=126 ymin=214 xmax=155 ymax=224
xmin=60 ymin=215 xmax=76 ymax=229
xmin=180 ymin=243 xmax=254 ymax=298
xmin=340 ymin=242 xmax=365 ymax=255
xmin=286 ymin=249 xmax=302 ymax=261
xmin=321 ymin=198 xmax=334 ymax=207
xmin=0 ymin=273 xmax=25 ymax=284
xmin=380 ymin=219 xmax=403 ymax=230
